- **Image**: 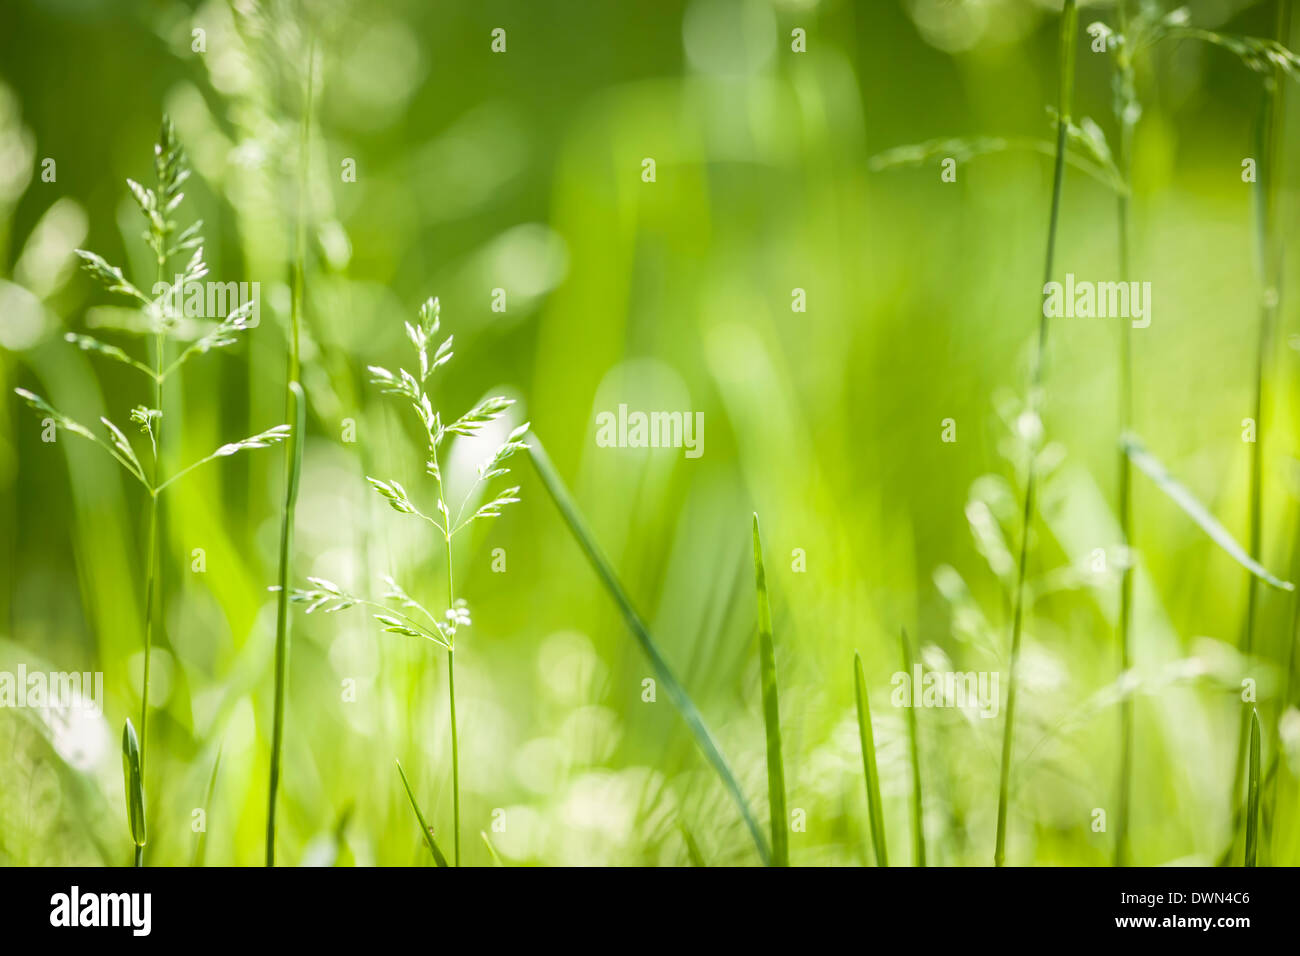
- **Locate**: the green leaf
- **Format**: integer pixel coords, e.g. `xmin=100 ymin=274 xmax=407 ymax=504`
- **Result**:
xmin=121 ymin=719 xmax=146 ymax=851
xmin=752 ymin=513 xmax=788 ymax=867
xmin=1124 ymin=433 xmax=1294 ymax=591
xmin=395 ymin=760 xmax=449 ymax=867
xmin=854 ymin=651 xmax=889 ymax=867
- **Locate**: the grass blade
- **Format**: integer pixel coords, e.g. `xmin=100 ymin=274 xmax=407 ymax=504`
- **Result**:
xmin=527 ymin=434 xmax=772 ymax=865
xmin=121 ymin=718 xmax=146 ymax=867
xmin=751 ymin=513 xmax=788 ymax=866
xmin=396 ymin=759 xmax=449 ymax=867
xmin=681 ymin=823 xmax=707 ymax=867
xmin=995 ymin=0 xmax=1077 ymax=868
xmin=1123 ymin=433 xmax=1294 ymax=591
xmin=853 ymin=651 xmax=888 ymax=866
xmin=899 ymin=629 xmax=926 ymax=866
xmin=1244 ymin=708 xmax=1261 ymax=867
xmin=267 ymin=380 xmax=306 ymax=866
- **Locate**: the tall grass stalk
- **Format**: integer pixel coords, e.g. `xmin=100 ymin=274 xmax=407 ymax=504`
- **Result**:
xmin=291 ymin=297 xmax=528 ymax=867
xmin=994 ymin=0 xmax=1077 ymax=867
xmin=751 ymin=513 xmax=788 ymax=866
xmin=853 ymin=651 xmax=887 ymax=866
xmin=527 ymin=435 xmax=773 ymax=865
xmin=14 ymin=117 xmax=287 ymax=864
xmin=266 ymin=37 xmax=315 ymax=867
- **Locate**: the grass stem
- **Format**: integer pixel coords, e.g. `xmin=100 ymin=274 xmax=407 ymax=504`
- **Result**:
xmin=994 ymin=0 xmax=1076 ymax=867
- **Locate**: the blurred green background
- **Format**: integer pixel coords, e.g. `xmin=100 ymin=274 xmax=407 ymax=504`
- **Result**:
xmin=2 ymin=0 xmax=1300 ymax=866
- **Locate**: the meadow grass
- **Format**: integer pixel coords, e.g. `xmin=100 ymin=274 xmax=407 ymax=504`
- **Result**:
xmin=853 ymin=651 xmax=887 ymax=866
xmin=994 ymin=0 xmax=1077 ymax=868
xmin=14 ymin=117 xmax=287 ymax=864
xmin=751 ymin=513 xmax=788 ymax=866
xmin=397 ymin=759 xmax=449 ymax=867
xmin=266 ymin=33 xmax=316 ymax=868
xmin=899 ymin=629 xmax=926 ymax=866
xmin=527 ymin=434 xmax=772 ymax=865
xmin=121 ymin=718 xmax=145 ymax=868
xmin=293 ymin=297 xmax=529 ymax=866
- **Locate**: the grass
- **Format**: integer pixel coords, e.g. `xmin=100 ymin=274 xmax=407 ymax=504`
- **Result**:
xmin=751 ymin=513 xmax=788 ymax=866
xmin=899 ymin=629 xmax=926 ymax=866
xmin=527 ymin=434 xmax=773 ymax=865
xmin=13 ymin=117 xmax=287 ymax=864
xmin=292 ymin=296 xmax=529 ymax=867
xmin=993 ymin=0 xmax=1077 ymax=868
xmin=853 ymin=651 xmax=887 ymax=866
xmin=266 ymin=33 xmax=316 ymax=868
xmin=397 ymin=759 xmax=449 ymax=867
xmin=121 ymin=718 xmax=145 ymax=867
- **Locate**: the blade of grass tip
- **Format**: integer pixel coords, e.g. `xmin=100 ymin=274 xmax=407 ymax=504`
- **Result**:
xmin=996 ymin=0 xmax=1077 ymax=868
xmin=396 ymin=760 xmax=449 ymax=868
xmin=1245 ymin=708 xmax=1261 ymax=867
xmin=267 ymin=380 xmax=306 ymax=867
xmin=853 ymin=651 xmax=889 ymax=866
xmin=480 ymin=831 xmax=505 ymax=866
xmin=122 ymin=718 xmax=146 ymax=867
xmin=526 ymin=434 xmax=773 ymax=865
xmin=899 ymin=629 xmax=926 ymax=866
xmin=193 ymin=740 xmax=223 ymax=867
xmin=751 ymin=514 xmax=789 ymax=866
xmin=1123 ymin=434 xmax=1294 ymax=591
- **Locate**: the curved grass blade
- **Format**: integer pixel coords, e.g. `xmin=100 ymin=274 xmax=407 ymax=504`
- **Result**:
xmin=267 ymin=380 xmax=306 ymax=866
xmin=899 ymin=629 xmax=926 ymax=866
xmin=853 ymin=651 xmax=888 ymax=866
xmin=527 ymin=434 xmax=772 ymax=865
xmin=1123 ymin=433 xmax=1294 ymax=591
xmin=121 ymin=718 xmax=146 ymax=867
xmin=1244 ymin=708 xmax=1261 ymax=867
xmin=751 ymin=513 xmax=788 ymax=866
xmin=396 ymin=760 xmax=449 ymax=867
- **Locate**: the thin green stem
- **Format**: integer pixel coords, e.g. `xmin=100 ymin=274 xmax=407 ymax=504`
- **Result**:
xmin=444 ymin=531 xmax=459 ymax=867
xmin=900 ymin=629 xmax=925 ymax=866
xmin=995 ymin=0 xmax=1076 ymax=868
xmin=266 ymin=34 xmax=314 ymax=868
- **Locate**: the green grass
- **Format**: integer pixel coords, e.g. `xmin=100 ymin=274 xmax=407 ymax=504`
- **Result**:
xmin=853 ymin=651 xmax=887 ymax=867
xmin=994 ymin=0 xmax=1077 ymax=868
xmin=527 ymin=434 xmax=772 ymax=865
xmin=121 ymin=718 xmax=145 ymax=868
xmin=751 ymin=513 xmax=788 ymax=867
xmin=397 ymin=760 xmax=449 ymax=868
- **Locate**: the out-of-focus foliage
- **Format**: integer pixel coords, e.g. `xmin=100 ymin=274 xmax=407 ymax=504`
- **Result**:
xmin=3 ymin=0 xmax=1300 ymax=866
